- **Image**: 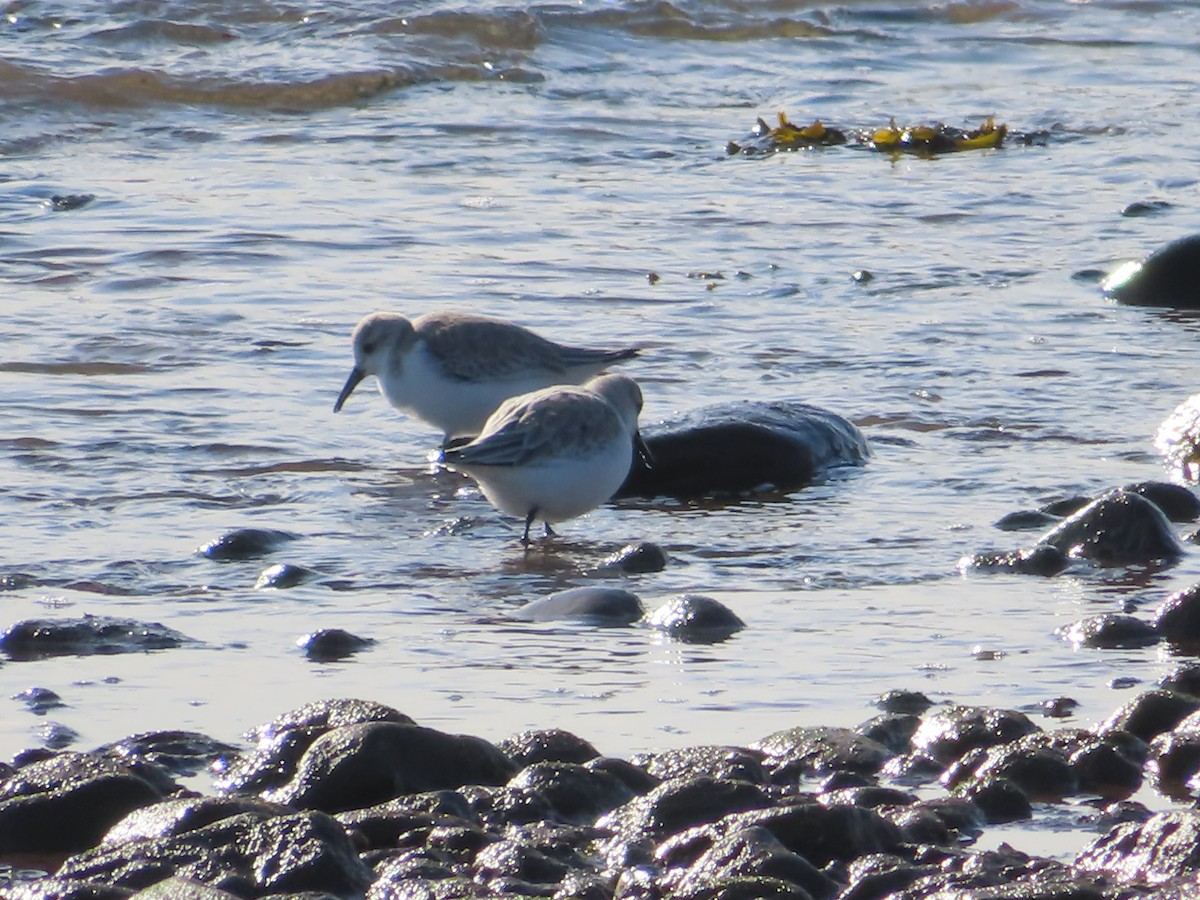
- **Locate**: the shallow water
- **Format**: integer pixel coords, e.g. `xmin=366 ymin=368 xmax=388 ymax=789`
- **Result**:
xmin=3 ymin=0 xmax=1200 ymax=863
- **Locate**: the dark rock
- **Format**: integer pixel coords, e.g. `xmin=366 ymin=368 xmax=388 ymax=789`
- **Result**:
xmin=1103 ymin=232 xmax=1200 ymax=308
xmin=0 ymin=615 xmax=193 ymax=661
xmin=333 ymin=790 xmax=478 ymax=851
xmin=1076 ymin=808 xmax=1200 ymax=883
xmin=297 ymin=628 xmax=376 ymax=662
xmin=102 ymin=795 xmax=293 ymax=844
xmin=0 ymin=752 xmax=172 ymax=857
xmin=260 ymin=721 xmax=516 ymax=813
xmin=1157 ymin=393 xmax=1200 ymax=484
xmin=1056 ymin=613 xmax=1159 ymax=649
xmin=755 ymin=726 xmax=892 ymax=781
xmin=1148 ymin=711 xmax=1200 ymax=798
xmin=855 ymin=713 xmax=921 ymax=755
xmin=1040 ymin=495 xmax=1092 ymax=517
xmin=255 ymin=562 xmax=320 ymax=589
xmin=943 ymin=735 xmax=1077 ymax=802
xmin=615 ymin=401 xmax=868 ymax=499
xmin=511 ymin=587 xmax=644 ymax=626
xmin=1122 ymin=199 xmax=1172 ymax=217
xmin=499 ymin=728 xmax=600 ymax=767
xmin=215 ymin=699 xmax=413 ymax=797
xmin=13 ymin=686 xmax=65 ymax=714
xmin=668 ymin=825 xmax=836 ymax=900
xmin=248 ymin=697 xmax=412 ymax=744
xmin=509 ymin=761 xmax=635 ymax=824
xmin=195 ymin=528 xmax=297 ymax=561
xmin=585 ymin=756 xmax=661 ymax=795
xmin=97 ymin=731 xmax=241 ymax=779
xmin=459 ymin=782 xmax=556 ymax=830
xmin=993 ymin=509 xmax=1060 ymax=531
xmin=638 ymin=746 xmax=768 ymax=785
xmin=1159 ymin=662 xmax=1200 ymax=697
xmin=601 ymin=541 xmax=668 ymax=574
xmin=1123 ymin=481 xmax=1200 ymax=522
xmin=717 ymin=802 xmax=904 ymax=868
xmin=598 ymin=777 xmax=773 ymax=864
xmin=56 ymin=808 xmax=372 ymax=896
xmin=819 ymin=785 xmax=917 ymax=811
xmin=1069 ymin=732 xmax=1147 ymax=799
xmin=872 ymin=690 xmax=933 ymax=716
xmin=472 ymin=836 xmax=579 ymax=885
xmin=892 ymin=797 xmax=986 ymax=843
xmin=909 ymin=705 xmax=1040 ymax=766
xmin=1038 ymin=489 xmax=1184 ymax=566
xmin=1097 ymin=690 xmax=1200 ymax=743
xmin=842 ymin=854 xmax=939 ymax=900
xmin=962 ymin=544 xmax=1070 ymax=576
xmin=647 ymin=595 xmax=745 ymax=643
xmin=1153 ymin=583 xmax=1200 ymax=645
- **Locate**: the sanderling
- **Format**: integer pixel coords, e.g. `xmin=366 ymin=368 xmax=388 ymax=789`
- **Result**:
xmin=441 ymin=373 xmax=652 ymax=544
xmin=333 ymin=311 xmax=640 ymax=446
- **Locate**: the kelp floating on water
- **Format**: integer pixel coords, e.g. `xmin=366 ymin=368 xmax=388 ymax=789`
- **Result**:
xmin=728 ymin=112 xmax=1048 ymax=156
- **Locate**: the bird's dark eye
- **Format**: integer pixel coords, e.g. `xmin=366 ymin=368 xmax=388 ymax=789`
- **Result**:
xmin=362 ymin=341 xmax=376 ymax=355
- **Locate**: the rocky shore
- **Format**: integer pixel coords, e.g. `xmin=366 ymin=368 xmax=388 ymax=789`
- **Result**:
xmin=6 ymin=682 xmax=1200 ymax=899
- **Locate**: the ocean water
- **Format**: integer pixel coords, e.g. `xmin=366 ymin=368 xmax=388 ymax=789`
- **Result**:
xmin=3 ymin=0 xmax=1200 ymax=861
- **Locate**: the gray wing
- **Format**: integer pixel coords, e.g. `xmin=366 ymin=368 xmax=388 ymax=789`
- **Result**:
xmin=422 ymin=314 xmax=637 ymax=382
xmin=443 ymin=390 xmax=620 ymax=468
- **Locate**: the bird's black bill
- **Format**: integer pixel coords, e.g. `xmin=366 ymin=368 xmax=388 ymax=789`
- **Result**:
xmin=333 ymin=367 xmax=367 ymax=412
xmin=634 ymin=431 xmax=654 ymax=470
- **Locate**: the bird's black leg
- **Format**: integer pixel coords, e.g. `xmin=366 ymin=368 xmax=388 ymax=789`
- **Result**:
xmin=543 ymin=522 xmax=557 ymax=537
xmin=522 ymin=508 xmax=538 ymax=546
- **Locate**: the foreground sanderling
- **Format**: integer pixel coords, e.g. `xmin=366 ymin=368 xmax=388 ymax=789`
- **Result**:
xmin=333 ymin=311 xmax=640 ymax=446
xmin=441 ymin=373 xmax=652 ymax=544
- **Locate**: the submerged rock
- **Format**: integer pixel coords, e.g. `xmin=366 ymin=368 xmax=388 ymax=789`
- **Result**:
xmin=195 ymin=527 xmax=297 ymax=561
xmin=512 ymin=586 xmax=644 ymax=625
xmin=1038 ymin=489 xmax=1183 ymax=566
xmin=1076 ymin=808 xmax=1200 ymax=884
xmin=1057 ymin=613 xmax=1160 ymax=649
xmin=297 ymin=627 xmax=376 ymax=661
xmin=616 ymin=400 xmax=868 ymax=499
xmin=0 ymin=615 xmax=193 ymax=661
xmin=1102 ymin=232 xmax=1200 ymax=308
xmin=647 ymin=594 xmax=745 ymax=643
xmin=1153 ymin=583 xmax=1200 ymax=646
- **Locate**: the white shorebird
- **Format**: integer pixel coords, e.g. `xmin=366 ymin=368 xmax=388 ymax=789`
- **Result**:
xmin=332 ymin=311 xmax=640 ymax=446
xmin=441 ymin=374 xmax=652 ymax=544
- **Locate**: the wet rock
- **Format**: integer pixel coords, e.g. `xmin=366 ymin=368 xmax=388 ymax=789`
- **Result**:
xmin=856 ymin=713 xmax=921 ymax=754
xmin=498 ymin=727 xmax=599 ymax=767
xmin=1158 ymin=662 xmax=1200 ymax=697
xmin=1068 ymin=732 xmax=1147 ymax=799
xmin=0 ymin=615 xmax=193 ymax=661
xmin=1149 ymin=716 xmax=1200 ymax=799
xmin=638 ymin=746 xmax=769 ymax=785
xmin=647 ymin=594 xmax=745 ymax=643
xmin=333 ymin=789 xmax=478 ymax=851
xmin=459 ymin=782 xmax=556 ymax=830
xmin=259 ymin=721 xmax=516 ymax=813
xmin=586 ymin=755 xmax=661 ymax=795
xmin=297 ymin=627 xmax=376 ymax=662
xmin=101 ymin=795 xmax=294 ymax=845
xmin=1097 ymin=689 xmax=1200 ymax=743
xmin=711 ymin=802 xmax=904 ymax=869
xmin=956 ymin=775 xmax=1033 ymax=825
xmin=1102 ymin=232 xmax=1200 ymax=308
xmin=873 ymin=689 xmax=933 ymax=716
xmin=48 ymin=194 xmax=96 ymax=212
xmin=214 ymin=699 xmax=415 ymax=795
xmin=598 ymin=777 xmax=773 ymax=866
xmin=1038 ymin=489 xmax=1184 ymax=566
xmin=616 ymin=401 xmax=868 ymax=499
xmin=910 ymin=705 xmax=1040 ymax=767
xmin=755 ymin=726 xmax=892 ymax=780
xmin=602 ymin=541 xmax=668 ymax=574
xmin=1124 ymin=481 xmax=1200 ymax=522
xmin=195 ymin=528 xmax=297 ymax=561
xmin=891 ymin=796 xmax=986 ymax=844
xmin=512 ymin=586 xmax=644 ymax=626
xmin=0 ymin=751 xmax=173 ymax=857
xmin=12 ymin=686 xmax=65 ymax=714
xmin=1 ymin=878 xmax=137 ymax=899
xmin=1056 ymin=612 xmax=1159 ymax=649
xmin=57 ymin=808 xmax=372 ymax=896
xmin=1041 ymin=697 xmax=1079 ymax=719
xmin=961 ymin=544 xmax=1070 ymax=576
xmin=1153 ymin=583 xmax=1200 ymax=645
xmin=509 ymin=761 xmax=636 ymax=824
xmin=1076 ymin=808 xmax=1200 ymax=884
xmin=994 ymin=509 xmax=1060 ymax=531
xmin=97 ymin=730 xmax=241 ymax=779
xmin=666 ymin=825 xmax=837 ymax=900
xmin=1156 ymin=393 xmax=1200 ymax=484
xmin=254 ymin=562 xmax=320 ymax=589
xmin=942 ymin=734 xmax=1077 ymax=802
